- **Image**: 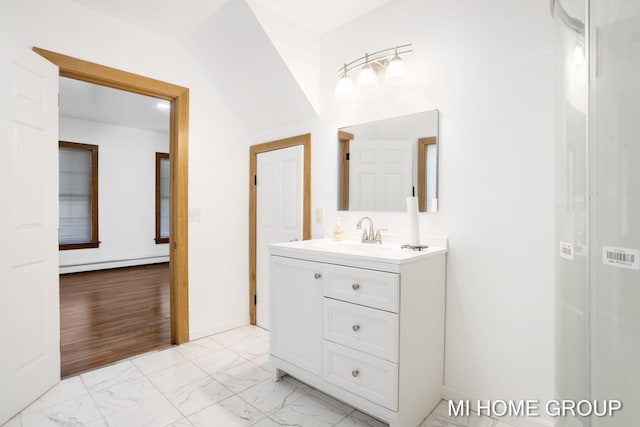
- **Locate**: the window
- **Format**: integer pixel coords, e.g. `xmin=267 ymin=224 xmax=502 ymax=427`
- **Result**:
xmin=156 ymin=152 xmax=170 ymax=244
xmin=59 ymin=141 xmax=99 ymax=250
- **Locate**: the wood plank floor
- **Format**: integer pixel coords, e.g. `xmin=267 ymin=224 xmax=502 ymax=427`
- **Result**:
xmin=60 ymin=263 xmax=171 ymax=378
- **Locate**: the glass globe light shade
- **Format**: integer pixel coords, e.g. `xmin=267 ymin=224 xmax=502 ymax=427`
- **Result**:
xmin=334 ymin=74 xmax=354 ymax=99
xmin=357 ymin=64 xmax=379 ymax=87
xmin=384 ymin=56 xmax=407 ymax=82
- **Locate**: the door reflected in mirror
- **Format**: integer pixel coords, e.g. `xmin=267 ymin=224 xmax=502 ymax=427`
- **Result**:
xmin=338 ymin=110 xmax=439 ymax=212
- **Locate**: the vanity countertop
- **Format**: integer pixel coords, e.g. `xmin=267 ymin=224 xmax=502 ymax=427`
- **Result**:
xmin=269 ymin=239 xmax=447 ymax=272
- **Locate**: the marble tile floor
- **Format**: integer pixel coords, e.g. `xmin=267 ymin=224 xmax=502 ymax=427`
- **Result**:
xmin=3 ymin=325 xmax=512 ymax=427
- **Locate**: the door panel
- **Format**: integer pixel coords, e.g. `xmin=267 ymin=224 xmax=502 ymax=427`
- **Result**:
xmin=0 ymin=34 xmax=60 ymax=424
xmin=256 ymin=145 xmax=303 ymax=330
xmin=349 ymin=139 xmax=412 ymax=211
xmin=270 ymin=256 xmax=322 ymax=375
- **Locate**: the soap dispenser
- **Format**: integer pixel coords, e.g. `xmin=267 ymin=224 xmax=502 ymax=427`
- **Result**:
xmin=333 ymin=217 xmax=345 ymax=241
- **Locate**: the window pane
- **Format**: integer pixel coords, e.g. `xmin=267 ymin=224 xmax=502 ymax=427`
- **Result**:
xmin=59 ymin=147 xmax=92 ymax=244
xmin=160 ymin=157 xmax=170 ymax=239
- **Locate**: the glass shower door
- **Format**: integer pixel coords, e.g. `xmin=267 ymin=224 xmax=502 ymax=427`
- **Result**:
xmin=590 ymin=2 xmax=640 ymax=425
xmin=556 ymin=0 xmax=640 ymax=425
xmin=554 ymin=0 xmax=589 ymax=425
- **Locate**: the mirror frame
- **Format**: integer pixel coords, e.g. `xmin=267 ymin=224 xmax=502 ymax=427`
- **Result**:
xmin=417 ymin=136 xmax=437 ymax=212
xmin=338 ymin=130 xmax=353 ymax=211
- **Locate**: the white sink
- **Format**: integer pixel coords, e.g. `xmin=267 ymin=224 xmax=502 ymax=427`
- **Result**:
xmin=269 ymin=239 xmax=446 ymax=267
xmin=310 ymin=240 xmax=396 ymax=253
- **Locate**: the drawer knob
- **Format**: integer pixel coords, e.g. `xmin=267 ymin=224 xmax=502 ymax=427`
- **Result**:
xmin=352 ymin=283 xmax=360 ymax=290
xmin=314 ymin=273 xmax=322 ymax=279
xmin=352 ymin=324 xmax=360 ymax=332
xmin=352 ymin=369 xmax=360 ymax=378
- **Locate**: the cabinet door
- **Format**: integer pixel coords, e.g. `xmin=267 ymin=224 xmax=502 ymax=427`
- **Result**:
xmin=270 ymin=256 xmax=323 ymax=375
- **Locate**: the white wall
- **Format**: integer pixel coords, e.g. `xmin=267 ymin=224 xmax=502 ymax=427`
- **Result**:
xmin=251 ymin=1 xmax=555 ymax=426
xmin=58 ymin=116 xmax=170 ymax=273
xmin=1 ymin=0 xmax=253 ymax=338
xmin=248 ymin=0 xmax=321 ymax=113
xmin=184 ymin=0 xmax=317 ymax=132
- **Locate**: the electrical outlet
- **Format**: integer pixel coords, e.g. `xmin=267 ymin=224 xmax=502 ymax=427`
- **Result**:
xmin=188 ymin=208 xmax=201 ymax=222
xmin=315 ymin=207 xmax=324 ymax=224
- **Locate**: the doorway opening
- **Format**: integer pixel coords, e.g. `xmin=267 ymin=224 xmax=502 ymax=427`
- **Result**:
xmin=33 ymin=48 xmax=190 ymax=371
xmin=249 ymin=134 xmax=312 ymax=326
xmin=57 ymin=76 xmax=174 ymax=376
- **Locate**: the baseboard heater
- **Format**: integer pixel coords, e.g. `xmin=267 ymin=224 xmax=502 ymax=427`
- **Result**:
xmin=59 ymin=256 xmax=170 ymax=274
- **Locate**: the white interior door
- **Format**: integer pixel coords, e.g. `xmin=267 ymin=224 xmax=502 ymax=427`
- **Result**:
xmin=256 ymin=145 xmax=304 ymax=330
xmin=0 ymin=34 xmax=60 ymax=424
xmin=349 ymin=139 xmax=413 ymax=211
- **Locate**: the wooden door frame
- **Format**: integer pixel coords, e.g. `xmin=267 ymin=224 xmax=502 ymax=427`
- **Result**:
xmin=34 ymin=48 xmax=190 ymax=344
xmin=249 ymin=133 xmax=312 ymax=325
xmin=337 ymin=130 xmax=353 ymax=211
xmin=418 ymin=136 xmax=437 ymax=212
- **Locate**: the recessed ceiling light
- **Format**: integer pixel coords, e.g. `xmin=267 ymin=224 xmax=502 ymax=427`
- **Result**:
xmin=157 ymin=101 xmax=171 ymax=110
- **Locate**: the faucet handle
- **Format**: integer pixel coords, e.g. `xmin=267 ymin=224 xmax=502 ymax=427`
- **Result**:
xmin=374 ymin=229 xmax=388 ymax=243
xmin=361 ymin=229 xmax=369 ymax=241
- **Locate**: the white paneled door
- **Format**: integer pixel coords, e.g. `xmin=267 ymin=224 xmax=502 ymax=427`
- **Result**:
xmin=0 ymin=34 xmax=60 ymax=424
xmin=256 ymin=145 xmax=304 ymax=330
xmin=349 ymin=139 xmax=413 ymax=211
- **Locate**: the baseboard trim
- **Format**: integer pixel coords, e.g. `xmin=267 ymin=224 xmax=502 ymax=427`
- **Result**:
xmin=60 ymin=256 xmax=170 ymax=274
xmin=442 ymin=386 xmax=556 ymax=427
xmin=189 ymin=316 xmax=251 ymax=341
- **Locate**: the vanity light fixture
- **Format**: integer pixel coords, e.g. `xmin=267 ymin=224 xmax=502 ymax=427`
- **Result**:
xmin=334 ymin=44 xmax=412 ymax=99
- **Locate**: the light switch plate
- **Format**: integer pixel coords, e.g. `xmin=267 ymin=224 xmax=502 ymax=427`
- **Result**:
xmin=315 ymin=207 xmax=324 ymax=224
xmin=189 ymin=208 xmax=201 ymax=222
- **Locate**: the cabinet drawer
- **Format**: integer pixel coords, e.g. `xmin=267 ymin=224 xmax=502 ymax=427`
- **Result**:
xmin=324 ymin=298 xmax=398 ymax=362
xmin=323 ymin=264 xmax=399 ymax=312
xmin=323 ymin=341 xmax=398 ymax=411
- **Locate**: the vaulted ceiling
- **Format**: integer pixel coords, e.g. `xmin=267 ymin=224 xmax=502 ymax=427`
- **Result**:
xmin=70 ymin=0 xmax=394 ymax=38
xmin=68 ymin=0 xmax=395 ymax=131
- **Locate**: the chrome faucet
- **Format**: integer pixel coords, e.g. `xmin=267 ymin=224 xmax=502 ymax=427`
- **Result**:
xmin=356 ymin=216 xmax=385 ymax=244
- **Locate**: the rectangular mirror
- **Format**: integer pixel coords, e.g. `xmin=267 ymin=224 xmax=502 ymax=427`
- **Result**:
xmin=338 ymin=110 xmax=439 ymax=212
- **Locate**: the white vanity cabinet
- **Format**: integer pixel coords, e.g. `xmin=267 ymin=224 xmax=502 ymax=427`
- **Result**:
xmin=269 ymin=240 xmax=447 ymax=427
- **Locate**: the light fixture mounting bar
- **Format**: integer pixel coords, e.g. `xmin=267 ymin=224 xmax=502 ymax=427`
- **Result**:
xmin=337 ymin=44 xmax=412 ymax=77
